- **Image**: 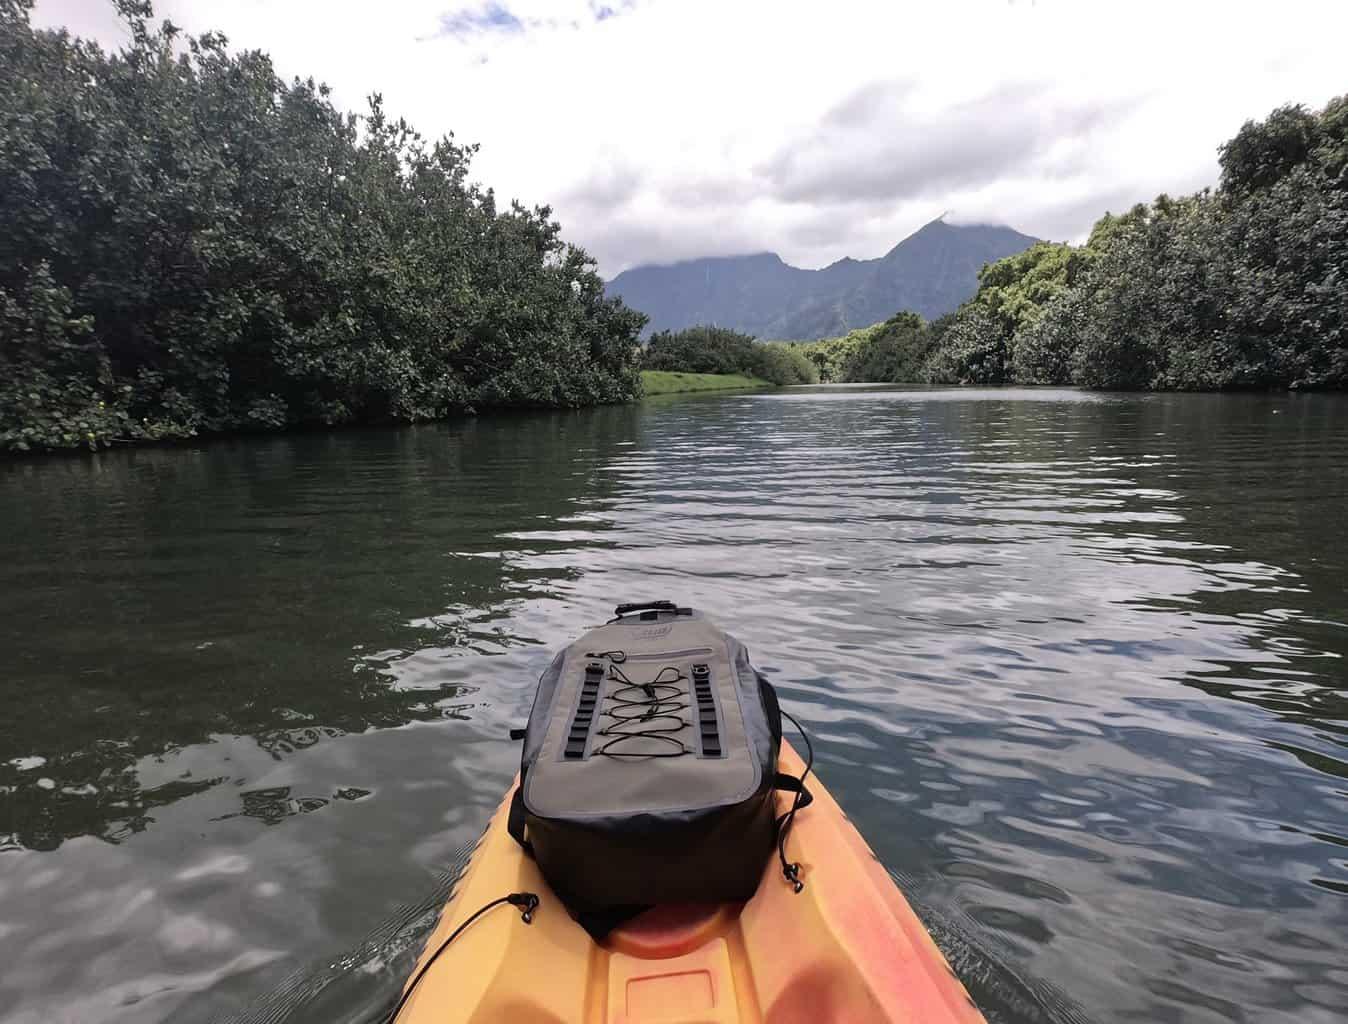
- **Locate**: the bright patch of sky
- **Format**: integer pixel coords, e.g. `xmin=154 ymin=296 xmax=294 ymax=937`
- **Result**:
xmin=32 ymin=0 xmax=1348 ymax=275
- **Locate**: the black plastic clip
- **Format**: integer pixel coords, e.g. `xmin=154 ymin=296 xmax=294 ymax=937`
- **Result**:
xmin=508 ymin=892 xmax=540 ymax=924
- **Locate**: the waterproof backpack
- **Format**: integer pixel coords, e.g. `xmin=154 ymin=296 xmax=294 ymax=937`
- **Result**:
xmin=508 ymin=602 xmax=810 ymax=929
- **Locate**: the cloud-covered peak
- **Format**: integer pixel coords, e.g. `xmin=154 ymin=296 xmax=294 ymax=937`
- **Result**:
xmin=941 ymin=210 xmax=1017 ymax=229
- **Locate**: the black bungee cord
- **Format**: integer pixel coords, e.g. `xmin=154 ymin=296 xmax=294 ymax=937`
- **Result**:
xmin=776 ymin=707 xmax=814 ymax=893
xmin=384 ymin=891 xmax=539 ymax=1023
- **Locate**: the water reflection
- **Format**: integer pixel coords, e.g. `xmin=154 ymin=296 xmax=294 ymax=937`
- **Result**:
xmin=0 ymin=408 xmax=638 ymax=851
xmin=1 ymin=389 xmax=1345 ymax=1024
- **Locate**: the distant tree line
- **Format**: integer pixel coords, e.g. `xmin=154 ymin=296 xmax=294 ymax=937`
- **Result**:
xmin=799 ymin=96 xmax=1347 ymax=390
xmin=0 ymin=0 xmax=644 ymax=453
xmin=641 ymin=326 xmax=819 ymax=385
xmin=799 ymin=311 xmax=944 ymax=384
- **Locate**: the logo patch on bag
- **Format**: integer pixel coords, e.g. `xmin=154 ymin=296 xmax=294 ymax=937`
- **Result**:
xmin=635 ymin=624 xmax=673 ymax=639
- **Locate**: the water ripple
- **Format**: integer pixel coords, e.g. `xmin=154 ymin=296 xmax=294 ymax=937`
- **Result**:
xmin=1 ymin=390 xmax=1345 ymax=1023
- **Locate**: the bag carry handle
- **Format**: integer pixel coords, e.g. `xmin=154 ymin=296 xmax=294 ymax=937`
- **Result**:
xmin=612 ymin=600 xmax=678 ymax=616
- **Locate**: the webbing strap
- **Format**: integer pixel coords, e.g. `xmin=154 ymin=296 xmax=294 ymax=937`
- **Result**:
xmin=771 ymin=770 xmax=814 ymax=808
xmin=506 ymin=786 xmax=533 ymax=857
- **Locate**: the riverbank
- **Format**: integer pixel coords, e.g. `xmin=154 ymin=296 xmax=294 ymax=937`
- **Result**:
xmin=640 ymin=371 xmax=773 ymax=395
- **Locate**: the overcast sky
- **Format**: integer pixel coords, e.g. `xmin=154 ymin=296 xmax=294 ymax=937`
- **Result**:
xmin=32 ymin=0 xmax=1348 ymax=276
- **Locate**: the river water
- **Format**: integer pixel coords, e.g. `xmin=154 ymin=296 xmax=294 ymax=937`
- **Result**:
xmin=1 ymin=386 xmax=1345 ymax=1024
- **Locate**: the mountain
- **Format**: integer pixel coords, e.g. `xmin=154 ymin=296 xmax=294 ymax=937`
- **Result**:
xmin=606 ymin=219 xmax=1040 ymax=340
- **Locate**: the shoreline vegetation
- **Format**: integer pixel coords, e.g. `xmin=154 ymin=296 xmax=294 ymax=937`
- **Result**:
xmin=3 ymin=4 xmax=1343 ymax=455
xmin=640 ymin=370 xmax=773 ymax=395
xmin=640 ymin=325 xmax=818 ymax=387
xmin=649 ymin=98 xmax=1347 ymax=393
xmin=1 ymin=2 xmax=645 ymax=454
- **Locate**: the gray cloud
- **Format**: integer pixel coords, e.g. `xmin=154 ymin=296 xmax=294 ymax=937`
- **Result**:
xmin=557 ymin=203 xmax=772 ymax=275
xmin=30 ymin=0 xmax=1342 ymax=279
xmin=564 ymin=80 xmax=1154 ymax=273
xmin=1012 ymin=165 xmax=1220 ymax=244
xmin=558 ymin=160 xmax=645 ymax=213
xmin=1013 ymin=185 xmax=1154 ymax=244
xmin=566 ymin=78 xmax=1164 ymax=273
xmin=661 ymin=175 xmax=760 ymax=208
xmin=558 ymin=156 xmax=762 ymax=216
xmin=780 ymin=215 xmax=883 ymax=253
xmin=760 ymin=81 xmax=1142 ymax=206
xmin=817 ymin=77 xmax=920 ymax=129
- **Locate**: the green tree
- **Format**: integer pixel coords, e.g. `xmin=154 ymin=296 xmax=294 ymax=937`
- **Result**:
xmin=641 ymin=326 xmax=817 ymax=384
xmin=913 ymin=94 xmax=1346 ymax=393
xmin=922 ymin=306 xmax=1005 ymax=385
xmin=1012 ymin=288 xmax=1087 ymax=384
xmin=0 ymin=0 xmax=644 ymax=452
xmin=974 ymin=242 xmax=1088 ymax=340
xmin=1220 ymin=103 xmax=1320 ymax=196
xmin=0 ymin=263 xmax=131 ymax=451
xmin=842 ymin=312 xmax=933 ymax=381
xmin=641 ymin=326 xmax=756 ymax=375
xmin=747 ymin=341 xmax=819 ymax=385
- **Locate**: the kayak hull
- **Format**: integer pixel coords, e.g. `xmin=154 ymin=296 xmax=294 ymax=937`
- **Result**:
xmin=397 ymin=743 xmax=984 ymax=1023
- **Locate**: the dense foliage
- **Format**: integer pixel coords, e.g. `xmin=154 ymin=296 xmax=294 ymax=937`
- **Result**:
xmin=0 ymin=0 xmax=644 ymax=452
xmin=641 ymin=326 xmax=818 ymax=385
xmin=797 ymin=312 xmax=941 ymax=383
xmin=799 ymin=97 xmax=1346 ymax=391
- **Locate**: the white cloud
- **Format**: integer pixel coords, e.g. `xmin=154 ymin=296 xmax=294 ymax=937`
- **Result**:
xmin=31 ymin=0 xmax=1348 ymax=275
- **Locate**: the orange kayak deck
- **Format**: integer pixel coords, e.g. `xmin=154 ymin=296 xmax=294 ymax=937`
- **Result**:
xmin=397 ymin=743 xmax=985 ymax=1023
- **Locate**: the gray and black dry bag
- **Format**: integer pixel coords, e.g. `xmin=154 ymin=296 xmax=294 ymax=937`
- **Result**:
xmin=507 ymin=602 xmax=809 ymax=928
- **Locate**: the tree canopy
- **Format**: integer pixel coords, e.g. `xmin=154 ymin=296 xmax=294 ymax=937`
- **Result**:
xmin=795 ymin=96 xmax=1347 ymax=392
xmin=0 ymin=0 xmax=645 ymax=452
xmin=642 ymin=326 xmax=818 ymax=385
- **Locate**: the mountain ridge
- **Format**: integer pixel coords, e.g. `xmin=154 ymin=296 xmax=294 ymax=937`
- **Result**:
xmin=606 ymin=218 xmax=1040 ymax=340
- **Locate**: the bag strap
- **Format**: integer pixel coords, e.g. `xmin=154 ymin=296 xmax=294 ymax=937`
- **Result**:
xmin=771 ymin=770 xmax=814 ymax=809
xmin=506 ymin=786 xmax=533 ymax=857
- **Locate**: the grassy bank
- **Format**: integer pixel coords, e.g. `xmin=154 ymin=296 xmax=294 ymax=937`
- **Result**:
xmin=640 ymin=371 xmax=773 ymax=396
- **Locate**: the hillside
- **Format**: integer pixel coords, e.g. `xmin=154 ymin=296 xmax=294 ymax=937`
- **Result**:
xmin=606 ymin=219 xmax=1039 ymax=339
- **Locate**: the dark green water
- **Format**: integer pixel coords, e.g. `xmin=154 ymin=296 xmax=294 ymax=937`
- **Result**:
xmin=2 ymin=387 xmax=1346 ymax=1024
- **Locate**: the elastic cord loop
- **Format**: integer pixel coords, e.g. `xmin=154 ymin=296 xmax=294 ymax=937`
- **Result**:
xmin=386 ymin=891 xmax=539 ymax=1022
xmin=776 ymin=707 xmax=814 ymax=893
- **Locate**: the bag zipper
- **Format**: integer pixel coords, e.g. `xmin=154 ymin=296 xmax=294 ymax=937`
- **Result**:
xmin=620 ymin=647 xmax=715 ymax=662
